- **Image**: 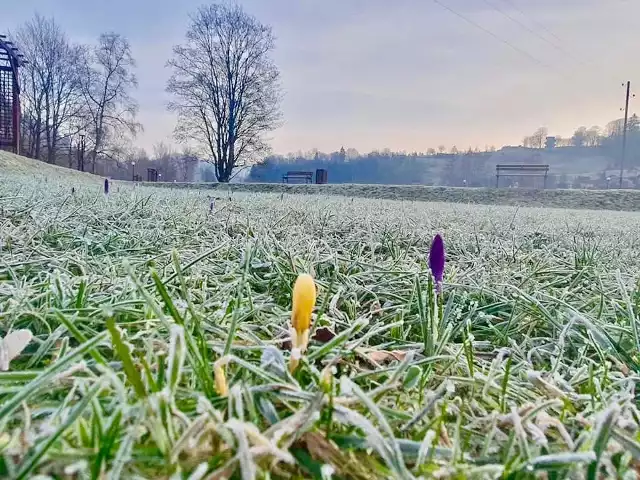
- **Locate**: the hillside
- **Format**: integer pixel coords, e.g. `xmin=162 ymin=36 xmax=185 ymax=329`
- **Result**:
xmin=0 ymin=150 xmax=101 ymax=183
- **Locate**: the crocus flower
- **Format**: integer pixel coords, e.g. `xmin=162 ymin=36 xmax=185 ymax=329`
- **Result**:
xmin=429 ymin=234 xmax=445 ymax=292
xmin=289 ymin=273 xmax=316 ymax=372
xmin=214 ymin=358 xmax=229 ymax=397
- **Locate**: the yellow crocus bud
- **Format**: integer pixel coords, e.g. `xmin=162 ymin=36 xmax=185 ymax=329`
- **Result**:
xmin=214 ymin=361 xmax=228 ymax=397
xmin=291 ymin=274 xmax=316 ymax=351
xmin=289 ymin=274 xmax=316 ymax=373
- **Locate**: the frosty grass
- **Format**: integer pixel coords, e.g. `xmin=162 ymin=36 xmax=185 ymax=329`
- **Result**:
xmin=1 ymin=173 xmax=640 ymax=479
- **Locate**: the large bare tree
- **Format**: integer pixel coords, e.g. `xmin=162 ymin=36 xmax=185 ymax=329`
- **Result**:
xmin=16 ymin=14 xmax=85 ymax=163
xmin=167 ymin=4 xmax=281 ymax=182
xmin=81 ymin=33 xmax=141 ymax=172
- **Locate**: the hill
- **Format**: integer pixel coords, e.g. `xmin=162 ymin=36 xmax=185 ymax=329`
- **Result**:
xmin=0 ymin=150 xmax=101 ymax=183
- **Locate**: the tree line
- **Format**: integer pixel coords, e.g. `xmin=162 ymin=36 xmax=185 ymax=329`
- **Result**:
xmin=249 ymin=113 xmax=640 ymax=187
xmin=17 ymin=14 xmax=141 ymax=175
xmin=248 ymin=147 xmax=494 ymax=186
xmin=522 ymin=115 xmax=639 ymax=149
xmin=14 ymin=4 xmax=282 ymax=182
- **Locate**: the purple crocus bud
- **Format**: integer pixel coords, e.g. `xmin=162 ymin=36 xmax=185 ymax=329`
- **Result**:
xmin=429 ymin=234 xmax=445 ymax=292
xmin=104 ymin=178 xmax=109 ymax=195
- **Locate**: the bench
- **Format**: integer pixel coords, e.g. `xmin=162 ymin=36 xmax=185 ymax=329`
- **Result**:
xmin=282 ymin=171 xmax=313 ymax=184
xmin=496 ymin=164 xmax=549 ymax=188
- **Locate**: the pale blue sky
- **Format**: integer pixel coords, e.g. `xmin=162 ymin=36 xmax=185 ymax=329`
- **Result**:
xmin=4 ymin=0 xmax=639 ymax=154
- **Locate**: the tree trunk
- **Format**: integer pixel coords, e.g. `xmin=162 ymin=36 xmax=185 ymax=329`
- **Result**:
xmin=34 ymin=119 xmax=42 ymax=160
xmin=48 ymin=137 xmax=57 ymax=165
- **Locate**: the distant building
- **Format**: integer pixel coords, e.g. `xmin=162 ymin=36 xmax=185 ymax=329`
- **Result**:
xmin=545 ymin=136 xmax=557 ymax=149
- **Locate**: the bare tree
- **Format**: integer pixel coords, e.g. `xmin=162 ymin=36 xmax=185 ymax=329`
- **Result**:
xmin=175 ymin=148 xmax=200 ymax=182
xmin=585 ymin=126 xmax=602 ymax=147
xmin=346 ymin=147 xmax=359 ymax=159
xmin=529 ymin=127 xmax=548 ymax=149
xmin=81 ymin=33 xmax=141 ymax=172
xmin=605 ymin=119 xmax=624 ymax=138
xmin=152 ymin=141 xmax=173 ymax=162
xmin=167 ymin=3 xmax=282 ymax=182
xmin=572 ymin=126 xmax=587 ymax=147
xmin=19 ymin=62 xmax=46 ymax=160
xmin=16 ymin=14 xmax=85 ymax=163
xmin=149 ymin=142 xmax=200 ymax=182
xmin=152 ymin=141 xmax=178 ymax=181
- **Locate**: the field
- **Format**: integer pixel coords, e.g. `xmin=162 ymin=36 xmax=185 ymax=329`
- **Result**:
xmin=156 ymin=182 xmax=640 ymax=212
xmin=2 ymin=154 xmax=640 ymax=479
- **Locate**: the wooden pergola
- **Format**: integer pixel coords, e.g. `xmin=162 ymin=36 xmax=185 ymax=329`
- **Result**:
xmin=0 ymin=35 xmax=24 ymax=154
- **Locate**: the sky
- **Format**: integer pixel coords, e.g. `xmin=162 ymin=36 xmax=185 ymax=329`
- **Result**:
xmin=3 ymin=0 xmax=640 ymax=155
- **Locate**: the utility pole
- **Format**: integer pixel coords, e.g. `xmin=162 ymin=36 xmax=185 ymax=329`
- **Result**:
xmin=620 ymin=81 xmax=631 ymax=188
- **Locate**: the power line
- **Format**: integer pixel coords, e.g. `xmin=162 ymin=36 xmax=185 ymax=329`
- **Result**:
xmin=431 ymin=0 xmax=553 ymax=70
xmin=497 ymin=0 xmax=624 ymax=87
xmin=434 ymin=0 xmax=628 ymax=91
xmin=480 ymin=0 xmax=584 ymax=64
xmin=499 ymin=0 xmax=563 ymax=43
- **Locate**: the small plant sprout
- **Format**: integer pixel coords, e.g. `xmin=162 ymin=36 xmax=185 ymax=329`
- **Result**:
xmin=429 ymin=233 xmax=445 ymax=293
xmin=289 ymin=273 xmax=317 ymax=372
xmin=320 ymin=364 xmax=336 ymax=394
xmin=0 ymin=329 xmax=33 ymax=371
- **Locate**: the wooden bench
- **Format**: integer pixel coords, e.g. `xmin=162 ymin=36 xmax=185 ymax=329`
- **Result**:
xmin=496 ymin=164 xmax=549 ymax=188
xmin=282 ymin=171 xmax=313 ymax=184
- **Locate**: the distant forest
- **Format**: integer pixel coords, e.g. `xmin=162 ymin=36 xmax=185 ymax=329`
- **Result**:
xmin=248 ymin=114 xmax=640 ymax=188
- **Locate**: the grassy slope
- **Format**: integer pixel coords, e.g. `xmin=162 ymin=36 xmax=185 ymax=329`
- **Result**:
xmin=0 ymin=150 xmax=100 ymax=183
xmin=1 ymin=163 xmax=640 ymax=478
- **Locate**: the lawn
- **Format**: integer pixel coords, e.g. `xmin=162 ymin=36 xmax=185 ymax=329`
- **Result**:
xmin=160 ymin=181 xmax=640 ymax=212
xmin=1 ymin=159 xmax=640 ymax=478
